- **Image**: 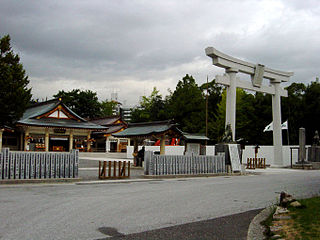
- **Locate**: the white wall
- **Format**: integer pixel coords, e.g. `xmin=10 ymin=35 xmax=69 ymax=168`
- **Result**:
xmin=242 ymin=145 xmax=308 ymax=167
xmin=127 ymin=145 xmax=303 ymax=167
xmin=165 ymin=146 xmax=185 ymax=155
xmin=126 ymin=145 xmax=216 ymax=158
xmin=126 ymin=146 xmax=185 ymax=158
xmin=205 ymin=146 xmax=215 ymax=155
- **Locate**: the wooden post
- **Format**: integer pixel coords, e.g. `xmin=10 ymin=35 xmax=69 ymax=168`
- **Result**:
xmin=160 ymin=135 xmax=165 ymax=155
xmin=122 ymin=161 xmax=126 ymax=176
xmin=108 ymin=161 xmax=111 ymax=177
xmin=0 ymin=129 xmax=3 ymax=152
xmin=99 ymin=161 xmax=101 ymax=178
xmin=113 ymin=161 xmax=116 ymax=177
xmin=118 ymin=161 xmax=122 ymax=177
xmin=87 ymin=131 xmax=91 ymax=152
xmin=24 ymin=127 xmax=29 ymax=151
xmin=103 ymin=161 xmax=107 ymax=178
xmin=133 ymin=139 xmax=138 ymax=166
xmin=69 ymin=130 xmax=73 ymax=151
xmin=128 ymin=161 xmax=130 ymax=177
xmin=45 ymin=128 xmax=49 ymax=152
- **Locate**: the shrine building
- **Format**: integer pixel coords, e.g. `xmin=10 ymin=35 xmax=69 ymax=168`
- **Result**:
xmin=90 ymin=116 xmax=129 ymax=152
xmin=15 ymin=98 xmax=107 ymax=152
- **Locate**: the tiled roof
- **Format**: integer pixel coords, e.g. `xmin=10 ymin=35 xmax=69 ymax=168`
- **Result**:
xmin=17 ymin=99 xmax=107 ymax=130
xmin=17 ymin=118 xmax=106 ymax=130
xmin=113 ymin=120 xmax=177 ymax=138
xmin=90 ymin=116 xmax=121 ymax=126
xmin=179 ymin=131 xmax=209 ymax=141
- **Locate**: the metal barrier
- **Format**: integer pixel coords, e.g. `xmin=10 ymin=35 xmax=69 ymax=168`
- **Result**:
xmin=246 ymin=158 xmax=266 ymax=169
xmin=98 ymin=161 xmax=130 ymax=179
xmin=0 ymin=148 xmax=79 ymax=180
xmin=144 ymin=151 xmax=226 ymax=175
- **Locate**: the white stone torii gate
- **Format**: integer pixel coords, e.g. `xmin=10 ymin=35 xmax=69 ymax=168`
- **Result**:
xmin=205 ymin=47 xmax=294 ymax=166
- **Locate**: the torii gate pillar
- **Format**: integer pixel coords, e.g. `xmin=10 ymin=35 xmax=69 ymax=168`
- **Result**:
xmin=225 ymin=68 xmax=238 ymax=141
xmin=272 ymin=82 xmax=283 ymax=166
xmin=206 ymin=47 xmax=293 ymax=166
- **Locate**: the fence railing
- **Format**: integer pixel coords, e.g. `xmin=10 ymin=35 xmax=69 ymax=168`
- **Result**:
xmin=0 ymin=148 xmax=79 ymax=180
xmin=246 ymin=158 xmax=266 ymax=169
xmin=98 ymin=160 xmax=130 ymax=179
xmin=144 ymin=151 xmax=226 ymax=175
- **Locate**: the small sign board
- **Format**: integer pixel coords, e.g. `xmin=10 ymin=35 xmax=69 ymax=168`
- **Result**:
xmin=54 ymin=128 xmax=66 ymax=134
xmin=228 ymin=144 xmax=241 ymax=172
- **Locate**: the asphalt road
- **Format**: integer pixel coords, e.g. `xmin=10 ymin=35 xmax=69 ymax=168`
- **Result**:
xmin=106 ymin=209 xmax=261 ymax=240
xmin=1 ymin=169 xmax=320 ymax=240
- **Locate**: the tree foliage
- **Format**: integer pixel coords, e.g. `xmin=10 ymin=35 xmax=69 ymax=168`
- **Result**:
xmin=53 ymin=89 xmax=101 ymax=119
xmin=0 ymin=34 xmax=32 ymax=126
xmin=54 ymin=75 xmax=320 ymax=145
xmin=167 ymin=74 xmax=205 ymax=133
xmin=131 ymin=87 xmax=167 ymax=122
xmin=100 ymin=100 xmax=118 ymax=117
xmin=303 ymin=80 xmax=320 ymax=144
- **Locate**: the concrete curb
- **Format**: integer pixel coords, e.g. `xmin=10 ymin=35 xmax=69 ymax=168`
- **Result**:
xmin=142 ymin=172 xmax=243 ymax=179
xmin=247 ymin=206 xmax=275 ymax=240
xmin=0 ymin=178 xmax=81 ymax=184
xmin=77 ymin=173 xmax=246 ymax=185
xmin=76 ymin=179 xmax=163 ymax=185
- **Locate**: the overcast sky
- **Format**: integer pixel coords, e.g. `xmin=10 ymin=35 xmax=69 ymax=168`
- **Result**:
xmin=1 ymin=0 xmax=319 ymax=106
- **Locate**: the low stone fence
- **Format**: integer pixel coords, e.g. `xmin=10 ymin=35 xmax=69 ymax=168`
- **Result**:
xmin=144 ymin=151 xmax=225 ymax=175
xmin=0 ymin=148 xmax=79 ymax=180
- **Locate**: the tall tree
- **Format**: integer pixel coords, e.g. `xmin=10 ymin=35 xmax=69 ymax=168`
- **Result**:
xmin=167 ymin=74 xmax=205 ymax=133
xmin=53 ymin=89 xmax=101 ymax=119
xmin=253 ymin=92 xmax=273 ymax=145
xmin=212 ymin=88 xmax=272 ymax=144
xmin=131 ymin=87 xmax=167 ymax=122
xmin=200 ymin=79 xmax=222 ymax=141
xmin=100 ymin=100 xmax=118 ymax=117
xmin=282 ymin=83 xmax=306 ymax=144
xmin=0 ymin=34 xmax=32 ymax=126
xmin=303 ymin=80 xmax=320 ymax=144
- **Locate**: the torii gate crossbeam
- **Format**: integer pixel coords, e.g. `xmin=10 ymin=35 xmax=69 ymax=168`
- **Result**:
xmin=205 ymin=47 xmax=294 ymax=166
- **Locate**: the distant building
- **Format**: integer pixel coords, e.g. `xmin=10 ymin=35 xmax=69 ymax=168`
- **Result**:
xmin=111 ymin=100 xmax=122 ymax=116
xmin=120 ymin=107 xmax=132 ymax=122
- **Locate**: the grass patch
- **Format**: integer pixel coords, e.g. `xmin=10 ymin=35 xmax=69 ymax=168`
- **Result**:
xmin=288 ymin=197 xmax=320 ymax=239
xmin=264 ymin=197 xmax=320 ymax=240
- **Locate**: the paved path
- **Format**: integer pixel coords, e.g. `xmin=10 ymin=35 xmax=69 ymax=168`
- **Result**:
xmin=106 ymin=209 xmax=261 ymax=240
xmin=1 ymin=169 xmax=320 ymax=239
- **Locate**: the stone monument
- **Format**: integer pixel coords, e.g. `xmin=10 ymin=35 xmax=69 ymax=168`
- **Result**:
xmin=308 ymin=130 xmax=320 ymax=164
xmin=293 ymin=127 xmax=312 ymax=169
xmin=215 ymin=124 xmax=242 ymax=173
xmin=298 ymin=127 xmax=306 ymax=163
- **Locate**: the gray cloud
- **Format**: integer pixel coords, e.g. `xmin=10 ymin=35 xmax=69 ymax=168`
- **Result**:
xmin=1 ymin=0 xmax=320 ymax=106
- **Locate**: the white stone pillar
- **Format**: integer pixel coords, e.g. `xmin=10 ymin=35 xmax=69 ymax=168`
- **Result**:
xmin=225 ymin=68 xmax=238 ymax=141
xmin=24 ymin=128 xmax=29 ymax=151
xmin=45 ymin=128 xmax=49 ymax=152
xmin=0 ymin=129 xmax=3 ymax=152
xmin=69 ymin=130 xmax=73 ymax=151
xmin=272 ymin=82 xmax=283 ymax=166
xmin=106 ymin=137 xmax=110 ymax=152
